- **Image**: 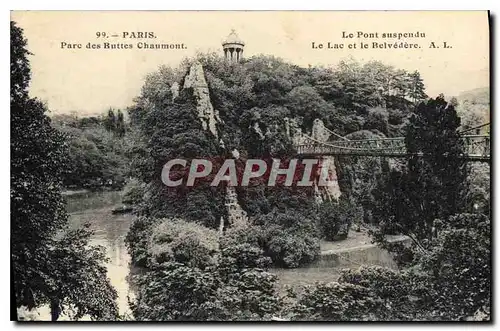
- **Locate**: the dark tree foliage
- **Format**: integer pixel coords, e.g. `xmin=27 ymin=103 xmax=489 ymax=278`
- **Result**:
xmin=11 ymin=21 xmax=117 ymax=320
xmin=10 ymin=21 xmax=31 ymax=103
xmin=408 ymin=71 xmax=428 ymax=103
xmin=317 ymin=195 xmax=357 ymax=241
xmin=116 ymin=109 xmax=126 ymax=137
xmin=371 ymin=96 xmax=469 ymax=264
xmin=104 ymin=108 xmax=116 ymax=132
xmin=406 ymin=96 xmax=467 ymax=218
xmin=103 ymin=108 xmax=126 ymax=137
xmin=52 ymin=113 xmax=131 ymax=190
xmin=418 ymin=213 xmax=490 ymax=320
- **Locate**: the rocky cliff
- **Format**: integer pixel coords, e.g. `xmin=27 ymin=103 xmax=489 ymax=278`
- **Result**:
xmin=182 ymin=63 xmax=248 ymax=231
xmin=286 ymin=118 xmax=341 ymax=203
xmin=183 ymin=62 xmax=221 ymax=138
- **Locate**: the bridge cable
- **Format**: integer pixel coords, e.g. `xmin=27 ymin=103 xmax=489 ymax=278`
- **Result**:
xmin=458 ymin=122 xmax=490 ymax=134
xmin=322 ymin=126 xmax=350 ymax=141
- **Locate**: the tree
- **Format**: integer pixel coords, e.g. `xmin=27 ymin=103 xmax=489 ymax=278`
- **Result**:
xmin=363 ymin=107 xmax=389 ymax=135
xmin=11 ymin=21 xmax=117 ymax=320
xmin=55 ymin=122 xmax=130 ymax=190
xmin=46 ymin=226 xmax=118 ymax=320
xmin=408 ymin=71 xmax=427 ymax=103
xmin=372 ymin=96 xmax=468 ymax=263
xmin=405 ymin=96 xmax=467 ymax=222
xmin=286 ymin=85 xmax=331 ymax=129
xmin=116 ymin=109 xmax=126 ymax=137
xmin=417 ymin=213 xmax=490 ymax=320
xmin=104 ymin=108 xmax=117 ymax=133
xmin=317 ymin=196 xmax=356 ymax=241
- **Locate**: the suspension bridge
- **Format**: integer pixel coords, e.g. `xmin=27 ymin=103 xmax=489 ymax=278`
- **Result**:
xmin=296 ymin=123 xmax=491 ymax=162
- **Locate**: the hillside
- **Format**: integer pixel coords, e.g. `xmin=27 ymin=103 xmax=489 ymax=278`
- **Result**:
xmin=456 ymin=86 xmax=490 ymax=131
xmin=457 ymin=87 xmax=489 ymax=105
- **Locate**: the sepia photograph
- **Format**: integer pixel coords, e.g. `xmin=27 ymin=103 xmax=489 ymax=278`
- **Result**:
xmin=10 ymin=10 xmax=491 ymax=322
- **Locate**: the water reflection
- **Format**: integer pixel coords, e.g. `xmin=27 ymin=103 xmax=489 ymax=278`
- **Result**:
xmin=68 ymin=204 xmax=134 ymax=315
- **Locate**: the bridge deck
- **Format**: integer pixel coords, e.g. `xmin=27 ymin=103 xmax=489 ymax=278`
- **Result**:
xmin=295 ymin=135 xmax=490 ymax=162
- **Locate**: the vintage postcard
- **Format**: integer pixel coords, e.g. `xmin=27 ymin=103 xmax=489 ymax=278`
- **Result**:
xmin=10 ymin=11 xmax=490 ymax=322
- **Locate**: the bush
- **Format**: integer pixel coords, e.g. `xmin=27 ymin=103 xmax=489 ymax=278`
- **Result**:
xmin=212 ymin=269 xmax=281 ymax=321
xmin=287 ymin=266 xmax=433 ymax=321
xmin=265 ymin=229 xmax=318 ymax=268
xmin=339 ymin=266 xmax=432 ymax=320
xmin=131 ymin=262 xmax=220 ymax=321
xmin=318 ymin=196 xmax=355 ymax=241
xmin=122 ymin=178 xmax=145 ymax=206
xmin=417 ymin=213 xmax=491 ymax=320
xmin=125 ymin=216 xmax=153 ymax=267
xmin=219 ymin=226 xmax=271 ymax=270
xmin=256 ymin=211 xmax=320 ymax=268
xmin=147 ymin=218 xmax=219 ymax=269
xmin=289 ymin=281 xmax=380 ymax=321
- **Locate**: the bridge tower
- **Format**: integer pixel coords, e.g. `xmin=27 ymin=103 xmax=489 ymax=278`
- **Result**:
xmin=222 ymin=29 xmax=245 ymax=62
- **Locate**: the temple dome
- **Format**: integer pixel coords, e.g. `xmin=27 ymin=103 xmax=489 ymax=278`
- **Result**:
xmin=222 ymin=29 xmax=245 ymax=46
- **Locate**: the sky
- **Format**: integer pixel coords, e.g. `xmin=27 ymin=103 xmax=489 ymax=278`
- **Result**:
xmin=11 ymin=11 xmax=489 ymax=115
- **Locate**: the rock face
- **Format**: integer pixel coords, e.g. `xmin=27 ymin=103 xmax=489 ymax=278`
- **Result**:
xmin=286 ymin=117 xmax=341 ymax=203
xmin=224 ymin=186 xmax=249 ymax=229
xmin=284 ymin=117 xmax=307 ymax=145
xmin=170 ymin=82 xmax=179 ymax=101
xmin=252 ymin=122 xmax=265 ymax=140
xmin=182 ymin=63 xmax=248 ymax=231
xmin=183 ymin=62 xmax=220 ymax=138
xmin=311 ymin=118 xmax=331 ymax=142
xmin=334 ymin=130 xmax=388 ymax=223
xmin=311 ymin=119 xmax=341 ymax=202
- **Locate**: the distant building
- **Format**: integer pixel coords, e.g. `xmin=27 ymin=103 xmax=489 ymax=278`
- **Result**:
xmin=222 ymin=29 xmax=245 ymax=62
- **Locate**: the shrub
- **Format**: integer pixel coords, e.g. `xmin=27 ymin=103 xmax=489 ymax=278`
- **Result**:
xmin=318 ymin=196 xmax=355 ymax=241
xmin=122 ymin=178 xmax=145 ymax=206
xmin=131 ymin=262 xmax=220 ymax=321
xmin=417 ymin=213 xmax=491 ymax=320
xmin=258 ymin=217 xmax=320 ymax=268
xmin=211 ymin=269 xmax=281 ymax=321
xmin=265 ymin=229 xmax=319 ymax=268
xmin=147 ymin=218 xmax=219 ymax=269
xmin=219 ymin=226 xmax=271 ymax=270
xmin=339 ymin=266 xmax=432 ymax=320
xmin=125 ymin=216 xmax=154 ymax=267
xmin=289 ymin=281 xmax=380 ymax=321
